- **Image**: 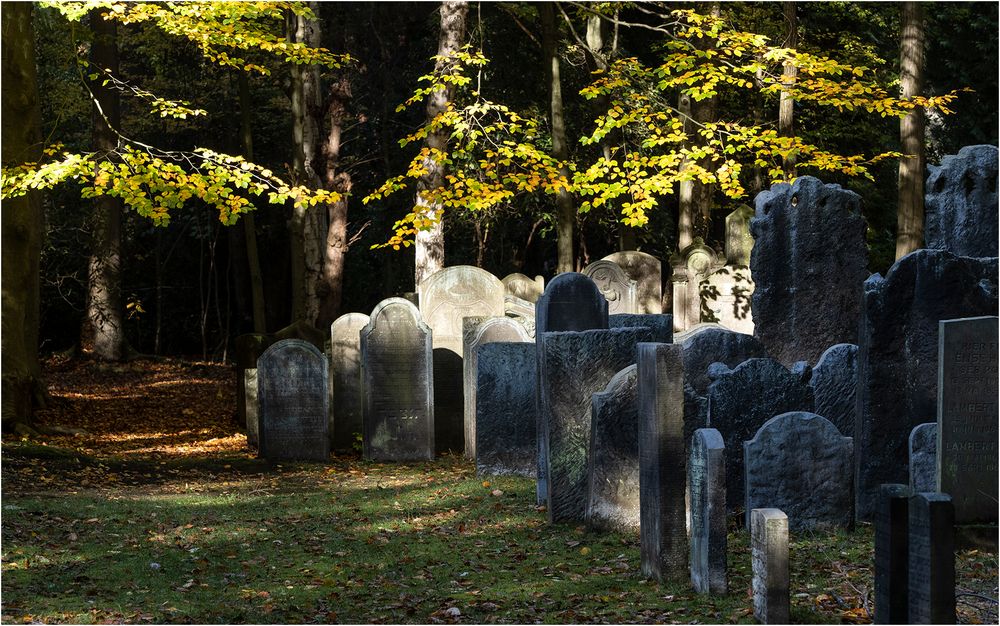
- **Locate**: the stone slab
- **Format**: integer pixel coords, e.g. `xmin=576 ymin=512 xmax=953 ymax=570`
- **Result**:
xmin=257 ymin=339 xmax=329 ymax=462
xmin=925 ymin=145 xmax=999 ymax=258
xmin=476 ymin=342 xmax=537 ymax=477
xmin=586 ymin=364 xmax=639 ymax=532
xmin=751 ymin=508 xmax=789 ymax=625
xmin=329 ymin=313 xmax=369 ymax=452
xmin=908 ymin=493 xmax=956 ymax=624
xmin=609 ymin=313 xmax=673 ymax=344
xmin=583 ymin=260 xmax=639 ymax=315
xmin=909 ymin=423 xmax=937 ymax=494
xmin=604 ymin=251 xmax=663 ymax=314
xmin=875 ymin=484 xmax=911 ymax=625
xmin=689 ymin=428 xmax=727 ymax=594
xmin=809 ymin=343 xmax=858 ymax=437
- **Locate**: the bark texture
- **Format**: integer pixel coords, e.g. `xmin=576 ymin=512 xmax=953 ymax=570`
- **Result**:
xmin=238 ymin=73 xmax=267 ymax=334
xmin=779 ymin=1 xmax=798 ymax=180
xmin=541 ymin=3 xmax=575 ymax=273
xmin=895 ymin=1 xmax=926 ymax=260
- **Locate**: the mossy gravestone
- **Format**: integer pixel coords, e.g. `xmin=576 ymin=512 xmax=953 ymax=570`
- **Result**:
xmin=329 ymin=313 xmax=369 ymax=452
xmin=257 ymin=339 xmax=329 ymax=462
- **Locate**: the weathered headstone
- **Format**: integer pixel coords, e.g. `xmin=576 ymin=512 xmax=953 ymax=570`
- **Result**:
xmin=855 ymin=250 xmax=998 ymax=521
xmin=908 ymin=493 xmax=956 ymax=625
xmin=637 ymin=342 xmax=687 ymax=582
xmin=925 ymin=145 xmax=999 ymax=258
xmin=540 ymin=326 xmax=653 ymax=523
xmin=936 ymin=315 xmax=999 ymax=524
xmin=603 ymin=251 xmax=663 ymax=314
xmin=583 ymin=259 xmax=639 ymax=315
xmin=609 ymin=313 xmax=673 ymax=343
xmin=329 ymin=313 xmax=369 ymax=452
xmin=689 ymin=428 xmax=727 ymax=595
xmin=502 ymin=273 xmax=545 ymax=303
xmin=751 ymin=508 xmax=789 ymax=625
xmin=476 ymin=342 xmax=537 ymax=477
xmin=245 ymin=368 xmax=259 ymax=447
xmin=234 ymin=333 xmax=274 ymax=446
xmin=874 ymin=484 xmax=911 ymax=625
xmin=671 ymin=240 xmax=722 ymax=332
xmin=272 ymin=319 xmax=326 ymax=349
xmin=809 ymin=343 xmax=858 ymax=437
xmin=909 ymin=423 xmax=937 ymax=494
xmin=361 ymin=298 xmax=434 ymax=461
xmin=503 ymin=295 xmax=536 ymax=337
xmin=744 ymin=412 xmax=853 ymax=531
xmin=725 ymin=204 xmax=755 ymax=266
xmin=257 ymin=339 xmax=329 ymax=462
xmin=587 ymin=364 xmax=639 ymax=532
xmin=751 ymin=176 xmax=868 ymax=366
xmin=699 ymin=265 xmax=755 ymax=335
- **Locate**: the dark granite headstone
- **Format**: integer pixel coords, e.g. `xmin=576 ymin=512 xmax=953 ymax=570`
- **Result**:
xmin=925 ymin=145 xmax=999 ymax=258
xmin=874 ymin=484 xmax=911 ymax=625
xmin=809 ymin=343 xmax=858 ymax=437
xmin=908 ymin=493 xmax=956 ymax=625
xmin=743 ymin=412 xmax=853 ymax=531
xmin=751 ymin=177 xmax=868 ymax=366
xmin=909 ymin=423 xmax=937 ymax=494
xmin=604 ymin=251 xmax=663 ymax=314
xmin=476 ymin=342 xmax=537 ymax=477
xmin=689 ymin=428 xmax=727 ymax=595
xmin=361 ymin=298 xmax=434 ymax=461
xmin=855 ymin=250 xmax=998 ymax=521
xmin=586 ymin=364 xmax=639 ymax=532
xmin=583 ymin=259 xmax=639 ymax=315
xmin=329 ymin=313 xmax=369 ymax=452
xmin=257 ymin=339 xmax=329 ymax=462
xmin=751 ymin=508 xmax=789 ymax=624
xmin=609 ymin=313 xmax=673 ymax=343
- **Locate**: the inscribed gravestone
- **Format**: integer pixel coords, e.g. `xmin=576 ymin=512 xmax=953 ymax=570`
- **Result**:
xmin=257 ymin=339 xmax=329 ymax=462
xmin=329 ymin=313 xmax=369 ymax=452
xmin=751 ymin=508 xmax=790 ymax=624
xmin=689 ymin=428 xmax=727 ymax=595
xmin=908 ymin=493 xmax=956 ymax=625
xmin=909 ymin=423 xmax=937 ymax=494
xmin=743 ymin=412 xmax=853 ymax=531
xmin=502 ymin=273 xmax=544 ymax=303
xmin=925 ymin=145 xmax=999 ymax=258
xmin=583 ymin=259 xmax=639 ymax=315
xmin=855 ymin=250 xmax=998 ymax=521
xmin=361 ymin=298 xmax=434 ymax=461
xmin=587 ymin=364 xmax=639 ymax=532
xmin=875 ymin=484 xmax=911 ymax=625
xmin=936 ymin=316 xmax=999 ymax=524
xmin=245 ymin=368 xmax=259 ymax=447
xmin=671 ymin=240 xmax=721 ymax=331
xmin=751 ymin=176 xmax=868 ymax=366
xmin=699 ymin=265 xmax=754 ymax=335
xmin=604 ymin=251 xmax=663 ymax=314
xmin=809 ymin=343 xmax=858 ymax=437
xmin=725 ymin=204 xmax=755 ymax=266
xmin=476 ymin=342 xmax=537 ymax=477
xmin=609 ymin=313 xmax=673 ymax=344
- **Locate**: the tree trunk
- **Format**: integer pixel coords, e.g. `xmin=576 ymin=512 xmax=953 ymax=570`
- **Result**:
xmin=81 ymin=10 xmax=125 ymax=360
xmin=238 ymin=73 xmax=267 ymax=333
xmin=541 ymin=3 xmax=575 ymax=273
xmin=896 ymin=1 xmax=925 ymax=260
xmin=414 ymin=1 xmax=468 ymax=287
xmin=779 ymin=1 xmax=798 ymax=180
xmin=1 ymin=2 xmax=45 ymax=427
xmin=318 ymin=75 xmax=353 ymax=328
xmin=677 ymin=91 xmax=696 ymax=251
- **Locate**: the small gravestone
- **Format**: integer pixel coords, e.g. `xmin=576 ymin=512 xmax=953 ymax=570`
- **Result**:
xmin=329 ymin=313 xmax=369 ymax=452
xmin=234 ymin=333 xmax=274 ymax=445
xmin=809 ymin=343 xmax=858 ymax=437
xmin=587 ymin=364 xmax=639 ymax=532
xmin=751 ymin=177 xmax=868 ymax=366
xmin=751 ymin=508 xmax=789 ymax=625
xmin=583 ymin=259 xmax=639 ymax=315
xmin=671 ymin=240 xmax=722 ymax=331
xmin=744 ymin=412 xmax=853 ymax=531
xmin=257 ymin=339 xmax=329 ymax=462
xmin=908 ymin=493 xmax=956 ymax=624
xmin=361 ymin=298 xmax=434 ymax=462
xmin=855 ymin=250 xmax=998 ymax=521
xmin=603 ymin=251 xmax=663 ymax=314
xmin=699 ymin=265 xmax=755 ymax=335
xmin=476 ymin=342 xmax=537 ymax=477
xmin=609 ymin=313 xmax=673 ymax=343
xmin=875 ymin=484 xmax=912 ymax=625
xmin=502 ymin=273 xmax=544 ymax=303
xmin=245 ymin=368 xmax=259 ymax=447
xmin=637 ymin=342 xmax=687 ymax=583
xmin=689 ymin=428 xmax=727 ymax=595
xmin=925 ymin=145 xmax=999 ymax=258
xmin=909 ymin=423 xmax=937 ymax=494
xmin=725 ymin=204 xmax=755 ymax=266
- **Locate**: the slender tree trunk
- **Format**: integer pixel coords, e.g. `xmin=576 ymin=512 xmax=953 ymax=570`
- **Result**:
xmin=779 ymin=1 xmax=798 ymax=180
xmin=677 ymin=91 xmax=696 ymax=251
xmin=414 ymin=1 xmax=468 ymax=286
xmin=896 ymin=1 xmax=925 ymax=260
xmin=81 ymin=10 xmax=125 ymax=360
xmin=238 ymin=73 xmax=267 ymax=333
xmin=541 ymin=3 xmax=575 ymax=273
xmin=318 ymin=74 xmax=353 ymax=328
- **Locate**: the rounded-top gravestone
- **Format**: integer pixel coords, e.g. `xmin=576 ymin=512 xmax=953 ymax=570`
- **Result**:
xmin=418 ymin=266 xmax=505 ymax=355
xmin=329 ymin=312 xmax=370 ymax=452
xmin=583 ymin=260 xmax=639 ymax=315
xmin=603 ymin=251 xmax=662 ymax=314
xmin=257 ymin=339 xmax=330 ymax=462
xmin=535 ymin=272 xmax=609 ymax=335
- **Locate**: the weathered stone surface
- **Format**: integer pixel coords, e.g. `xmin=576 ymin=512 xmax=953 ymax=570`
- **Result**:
xmin=725 ymin=204 xmax=755 ymax=266
xmin=503 ymin=295 xmax=536 ymax=337
xmin=744 ymin=412 xmax=853 ymax=531
xmin=502 ymin=273 xmax=545 ymax=303
xmin=908 ymin=493 xmax=956 ymax=624
xmin=329 ymin=313 xmax=369 ymax=452
xmin=809 ymin=343 xmax=858 ymax=437
xmin=751 ymin=177 xmax=868 ymax=366
xmin=583 ymin=260 xmax=639 ymax=315
xmin=587 ymin=365 xmax=639 ymax=532
xmin=361 ymin=298 xmax=434 ymax=461
xmin=638 ymin=342 xmax=687 ymax=583
xmin=245 ymin=368 xmax=259 ymax=447
xmin=699 ymin=265 xmax=754 ymax=335
xmin=272 ymin=320 xmax=326 ymax=349
xmin=855 ymin=250 xmax=998 ymax=521
xmin=875 ymin=484 xmax=911 ymax=625
xmin=234 ymin=333 xmax=274 ymax=444
xmin=751 ymin=508 xmax=789 ymax=625
xmin=671 ymin=240 xmax=723 ymax=332
xmin=707 ymin=358 xmax=814 ymax=510
xmin=463 ymin=317 xmax=531 ymax=459
xmin=937 ymin=316 xmax=999 ymax=524
xmin=689 ymin=428 xmax=727 ymax=595
xmin=925 ymin=145 xmax=999 ymax=258
xmin=540 ymin=327 xmax=653 ymax=524
xmin=603 ymin=251 xmax=663 ymax=314
xmin=609 ymin=314 xmax=673 ymax=344
xmin=909 ymin=423 xmax=937 ymax=494
xmin=257 ymin=339 xmax=329 ymax=462
xmin=476 ymin=342 xmax=537 ymax=477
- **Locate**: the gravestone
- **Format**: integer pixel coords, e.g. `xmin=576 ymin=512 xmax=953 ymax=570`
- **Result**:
xmin=476 ymin=342 xmax=537 ymax=477
xmin=809 ymin=343 xmax=858 ymax=436
xmin=540 ymin=326 xmax=653 ymax=523
xmin=725 ymin=204 xmax=755 ymax=266
xmin=689 ymin=428 xmax=727 ymax=595
xmin=257 ymin=339 xmax=329 ymax=462
xmin=583 ymin=259 xmax=639 ymax=315
xmin=925 ymin=145 xmax=999 ymax=258
xmin=432 ymin=348 xmax=464 ymax=453
xmin=743 ymin=412 xmax=853 ymax=531
xmin=699 ymin=265 xmax=755 ymax=334
xmin=272 ymin=319 xmax=326 ymax=349
xmin=329 ymin=313 xmax=369 ymax=452
xmin=234 ymin=333 xmax=275 ymax=446
xmin=673 ymin=322 xmax=725 ymax=344
xmin=502 ymin=273 xmax=545 ymax=303
xmin=609 ymin=313 xmax=673 ymax=344
xmin=855 ymin=250 xmax=998 ymax=521
xmin=463 ymin=317 xmax=531 ymax=459
xmin=706 ymin=358 xmax=814 ymax=510
xmin=908 ymin=493 xmax=955 ymax=625
xmin=361 ymin=298 xmax=434 ymax=461
xmin=503 ymin=295 xmax=536 ymax=337
xmin=671 ymin=240 xmax=722 ymax=331
xmin=245 ymin=368 xmax=259 ymax=447
xmin=875 ymin=484 xmax=911 ymax=625
xmin=637 ymin=342 xmax=687 ymax=583
xmin=751 ymin=177 xmax=868 ymax=366
xmin=603 ymin=251 xmax=663 ymax=314
xmin=751 ymin=508 xmax=789 ymax=625
xmin=936 ymin=316 xmax=999 ymax=524
xmin=587 ymin=365 xmax=640 ymax=532
xmin=909 ymin=423 xmax=937 ymax=494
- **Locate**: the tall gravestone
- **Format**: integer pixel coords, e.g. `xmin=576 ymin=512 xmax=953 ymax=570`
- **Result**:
xmin=936 ymin=316 xmax=999 ymax=524
xmin=476 ymin=342 xmax=537 ymax=477
xmin=809 ymin=343 xmax=858 ymax=437
xmin=583 ymin=260 xmax=639 ymax=315
xmin=925 ymin=145 xmax=999 ymax=258
xmin=908 ymin=493 xmax=956 ymax=625
xmin=743 ymin=412 xmax=853 ymax=531
xmin=361 ymin=298 xmax=434 ymax=461
xmin=875 ymin=484 xmax=911 ymax=625
xmin=609 ymin=313 xmax=673 ymax=343
xmin=257 ymin=339 xmax=329 ymax=462
xmin=603 ymin=251 xmax=663 ymax=314
xmin=689 ymin=428 xmax=727 ymax=595
xmin=502 ymin=273 xmax=545 ymax=303
xmin=751 ymin=508 xmax=789 ymax=625
xmin=909 ymin=423 xmax=937 ymax=494
xmin=587 ymin=365 xmax=639 ymax=532
xmin=329 ymin=313 xmax=369 ymax=452
xmin=751 ymin=177 xmax=868 ymax=366
xmin=855 ymin=250 xmax=998 ymax=521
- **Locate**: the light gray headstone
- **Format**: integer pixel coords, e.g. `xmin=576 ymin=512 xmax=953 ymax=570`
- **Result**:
xmin=329 ymin=313 xmax=369 ymax=452
xmin=587 ymin=364 xmax=639 ymax=532
xmin=699 ymin=265 xmax=755 ymax=334
xmin=925 ymin=145 xmax=999 ymax=258
xmin=809 ymin=343 xmax=858 ymax=437
xmin=603 ymin=251 xmax=663 ymax=314
xmin=257 ymin=339 xmax=330 ymax=462
xmin=908 ymin=493 xmax=956 ymax=624
xmin=909 ymin=423 xmax=937 ymax=494
xmin=671 ymin=240 xmax=722 ymax=331
xmin=751 ymin=508 xmax=789 ymax=625
xmin=689 ymin=428 xmax=727 ymax=595
xmin=245 ymin=368 xmax=259 ymax=448
xmin=476 ymin=342 xmax=537 ymax=477
xmin=725 ymin=204 xmax=755 ymax=266
xmin=583 ymin=259 xmax=639 ymax=315
xmin=502 ymin=273 xmax=544 ymax=303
